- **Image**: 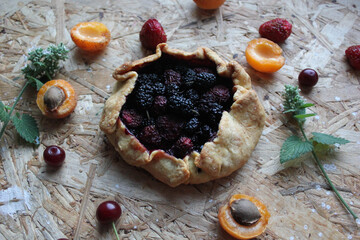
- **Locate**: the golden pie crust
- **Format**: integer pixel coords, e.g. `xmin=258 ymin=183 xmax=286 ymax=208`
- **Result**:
xmin=100 ymin=43 xmax=265 ymax=187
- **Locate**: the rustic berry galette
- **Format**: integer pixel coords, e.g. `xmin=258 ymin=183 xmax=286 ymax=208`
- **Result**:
xmin=100 ymin=44 xmax=265 ymax=187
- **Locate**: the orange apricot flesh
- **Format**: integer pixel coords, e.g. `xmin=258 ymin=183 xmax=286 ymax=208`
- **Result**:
xmin=70 ymin=22 xmax=110 ymax=52
xmin=218 ymin=194 xmax=270 ymax=240
xmin=245 ymin=38 xmax=285 ymax=73
xmin=37 ymin=79 xmax=77 ymax=119
xmin=193 ymin=0 xmax=226 ymax=10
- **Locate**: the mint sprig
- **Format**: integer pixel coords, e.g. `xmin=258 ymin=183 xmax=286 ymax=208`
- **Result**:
xmin=280 ymin=85 xmax=358 ymax=222
xmin=0 ymin=44 xmax=68 ymax=144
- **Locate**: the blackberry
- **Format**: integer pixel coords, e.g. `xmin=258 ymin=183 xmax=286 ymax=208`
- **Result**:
xmin=142 ymin=117 xmax=155 ymax=127
xmin=173 ymin=137 xmax=193 ymax=158
xmin=151 ymin=96 xmax=167 ymax=115
xmin=136 ymin=84 xmax=154 ymax=109
xmin=153 ymin=82 xmax=166 ymax=95
xmin=184 ymin=117 xmax=200 ymax=133
xmin=174 ymin=65 xmax=190 ymax=75
xmin=163 ymin=69 xmax=181 ymax=86
xmin=156 ymin=115 xmax=184 ymax=141
xmin=120 ymin=109 xmax=143 ymax=129
xmin=168 ymin=95 xmax=199 ymax=117
xmin=182 ymin=69 xmax=196 ymax=88
xmin=166 ymin=83 xmax=181 ymax=97
xmin=197 ymin=125 xmax=215 ymax=142
xmin=136 ymin=73 xmax=159 ymax=86
xmin=184 ymin=89 xmax=200 ymax=102
xmin=198 ymin=100 xmax=223 ymax=126
xmin=193 ymin=72 xmax=217 ymax=89
xmin=138 ymin=125 xmax=162 ymax=148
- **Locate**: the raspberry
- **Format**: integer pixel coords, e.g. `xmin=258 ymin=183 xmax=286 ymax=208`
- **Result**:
xmin=173 ymin=137 xmax=193 ymax=158
xmin=163 ymin=69 xmax=182 ymax=86
xmin=209 ymin=85 xmax=231 ymax=104
xmin=120 ymin=109 xmax=143 ymax=128
xmin=139 ymin=19 xmax=167 ymax=50
xmin=184 ymin=117 xmax=200 ymax=133
xmin=345 ymin=45 xmax=360 ymax=70
xmin=151 ymin=95 xmax=167 ymax=114
xmin=259 ymin=18 xmax=292 ymax=43
xmin=168 ymin=95 xmax=199 ymax=116
xmin=193 ymin=67 xmax=215 ymax=74
xmin=194 ymin=72 xmax=217 ymax=89
xmin=156 ymin=115 xmax=184 ymax=141
xmin=138 ymin=125 xmax=162 ymax=148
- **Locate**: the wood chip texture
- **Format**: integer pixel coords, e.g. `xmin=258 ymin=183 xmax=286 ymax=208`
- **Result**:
xmin=0 ymin=0 xmax=359 ymax=239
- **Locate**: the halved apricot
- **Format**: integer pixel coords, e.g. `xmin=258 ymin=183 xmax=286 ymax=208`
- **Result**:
xmin=218 ymin=194 xmax=270 ymax=240
xmin=70 ymin=22 xmax=110 ymax=52
xmin=37 ymin=79 xmax=77 ymax=119
xmin=193 ymin=0 xmax=226 ymax=9
xmin=245 ymin=38 xmax=285 ymax=73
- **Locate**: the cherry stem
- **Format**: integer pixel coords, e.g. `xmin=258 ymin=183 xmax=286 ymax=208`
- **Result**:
xmin=298 ymin=123 xmax=358 ymax=221
xmin=112 ymin=221 xmax=120 ymax=240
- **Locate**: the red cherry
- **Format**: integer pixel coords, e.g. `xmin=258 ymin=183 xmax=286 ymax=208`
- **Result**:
xmin=43 ymin=145 xmax=65 ymax=167
xmin=298 ymin=68 xmax=318 ymax=87
xmin=96 ymin=201 xmax=122 ymax=223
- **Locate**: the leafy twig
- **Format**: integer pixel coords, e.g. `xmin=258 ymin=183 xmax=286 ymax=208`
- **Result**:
xmin=280 ymin=85 xmax=358 ymax=222
xmin=0 ymin=43 xmax=68 ymax=144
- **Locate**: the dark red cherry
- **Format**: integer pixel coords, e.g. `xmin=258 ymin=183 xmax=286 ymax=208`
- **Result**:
xmin=43 ymin=145 xmax=65 ymax=167
xmin=298 ymin=68 xmax=318 ymax=87
xmin=96 ymin=201 xmax=122 ymax=223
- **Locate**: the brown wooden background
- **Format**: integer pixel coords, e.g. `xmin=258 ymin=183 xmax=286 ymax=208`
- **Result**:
xmin=0 ymin=0 xmax=359 ymax=239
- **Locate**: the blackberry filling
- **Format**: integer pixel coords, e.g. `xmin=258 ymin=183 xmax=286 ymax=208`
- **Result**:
xmin=120 ymin=55 xmax=234 ymax=158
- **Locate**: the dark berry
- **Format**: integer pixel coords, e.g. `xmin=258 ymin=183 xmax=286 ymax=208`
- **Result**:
xmin=139 ymin=19 xmax=167 ymax=50
xmin=43 ymin=145 xmax=65 ymax=167
xmin=345 ymin=45 xmax=360 ymax=70
xmin=182 ymin=69 xmax=197 ymax=88
xmin=197 ymin=125 xmax=216 ymax=142
xmin=173 ymin=137 xmax=193 ymax=158
xmin=174 ymin=65 xmax=190 ymax=75
xmin=184 ymin=117 xmax=200 ymax=133
xmin=156 ymin=115 xmax=184 ymax=141
xmin=194 ymin=72 xmax=217 ymax=89
xmin=136 ymin=84 xmax=154 ymax=109
xmin=142 ymin=117 xmax=155 ymax=127
xmin=168 ymin=95 xmax=199 ymax=117
xmin=96 ymin=201 xmax=122 ymax=224
xmin=151 ymin=95 xmax=167 ymax=114
xmin=184 ymin=89 xmax=200 ymax=102
xmin=120 ymin=109 xmax=143 ymax=128
xmin=298 ymin=68 xmax=318 ymax=87
xmin=259 ymin=18 xmax=292 ymax=43
xmin=166 ymin=83 xmax=180 ymax=97
xmin=136 ymin=73 xmax=159 ymax=86
xmin=209 ymin=85 xmax=231 ymax=104
xmin=163 ymin=69 xmax=182 ymax=85
xmin=153 ymin=82 xmax=166 ymax=95
xmin=139 ymin=125 xmax=162 ymax=148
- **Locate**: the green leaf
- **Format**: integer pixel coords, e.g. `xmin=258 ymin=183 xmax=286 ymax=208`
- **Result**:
xmin=311 ymin=132 xmax=350 ymax=145
xmin=300 ymin=103 xmax=315 ymax=108
xmin=280 ymin=135 xmax=313 ymax=164
xmin=11 ymin=113 xmax=39 ymax=144
xmin=294 ymin=113 xmax=316 ymax=119
xmin=27 ymin=76 xmax=44 ymax=91
xmin=0 ymin=101 xmax=10 ymax=122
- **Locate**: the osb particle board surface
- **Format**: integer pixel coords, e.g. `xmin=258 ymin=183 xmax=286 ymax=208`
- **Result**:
xmin=0 ymin=0 xmax=359 ymax=239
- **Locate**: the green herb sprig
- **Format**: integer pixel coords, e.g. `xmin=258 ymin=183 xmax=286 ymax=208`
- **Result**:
xmin=280 ymin=85 xmax=357 ymax=222
xmin=0 ymin=43 xmax=69 ymax=144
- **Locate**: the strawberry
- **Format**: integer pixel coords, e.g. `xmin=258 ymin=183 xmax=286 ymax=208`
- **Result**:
xmin=259 ymin=18 xmax=292 ymax=43
xmin=345 ymin=45 xmax=360 ymax=70
xmin=139 ymin=19 xmax=167 ymax=50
